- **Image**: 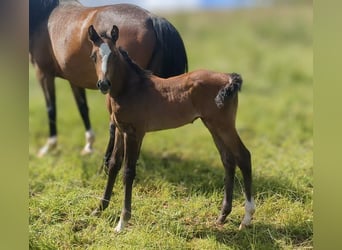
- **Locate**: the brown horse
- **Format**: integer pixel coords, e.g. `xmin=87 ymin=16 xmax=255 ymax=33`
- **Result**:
xmin=29 ymin=0 xmax=188 ymax=157
xmin=88 ymin=25 xmax=255 ymax=232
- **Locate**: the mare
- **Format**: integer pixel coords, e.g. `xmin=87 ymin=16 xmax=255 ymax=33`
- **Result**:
xmin=29 ymin=0 xmax=188 ymax=157
xmin=88 ymin=25 xmax=255 ymax=232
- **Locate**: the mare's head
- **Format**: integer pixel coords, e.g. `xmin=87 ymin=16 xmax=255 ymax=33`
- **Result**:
xmin=88 ymin=25 xmax=119 ymax=94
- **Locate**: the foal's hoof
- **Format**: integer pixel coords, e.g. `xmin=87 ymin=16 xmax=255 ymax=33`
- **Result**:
xmin=91 ymin=208 xmax=102 ymax=217
xmin=216 ymin=216 xmax=226 ymax=225
xmin=238 ymin=217 xmax=253 ymax=230
xmin=114 ymin=220 xmax=127 ymax=233
xmin=238 ymin=222 xmax=251 ymax=230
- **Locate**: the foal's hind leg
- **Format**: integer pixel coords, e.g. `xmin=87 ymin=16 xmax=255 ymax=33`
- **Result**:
xmin=203 ymin=119 xmax=255 ymax=229
xmin=222 ymin=129 xmax=255 ymax=229
xmin=92 ymin=129 xmax=124 ymax=216
xmin=233 ymin=134 xmax=255 ymax=230
xmin=69 ymin=84 xmax=95 ymax=155
xmin=202 ymin=121 xmax=236 ymax=224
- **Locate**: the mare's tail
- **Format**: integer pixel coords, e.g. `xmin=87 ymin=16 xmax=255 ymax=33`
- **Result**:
xmin=215 ymin=73 xmax=243 ymax=108
xmin=149 ymin=16 xmax=188 ymax=77
xmin=29 ymin=0 xmax=60 ymax=37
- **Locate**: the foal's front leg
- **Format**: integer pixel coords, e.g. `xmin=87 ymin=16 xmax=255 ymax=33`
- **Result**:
xmin=98 ymin=122 xmax=116 ymax=174
xmin=115 ymin=132 xmax=143 ymax=232
xmin=92 ymin=129 xmax=124 ymax=215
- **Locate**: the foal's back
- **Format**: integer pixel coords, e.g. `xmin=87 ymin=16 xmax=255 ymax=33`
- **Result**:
xmin=127 ymin=70 xmax=234 ymax=132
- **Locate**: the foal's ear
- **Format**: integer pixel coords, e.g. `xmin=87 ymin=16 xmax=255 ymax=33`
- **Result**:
xmin=110 ymin=25 xmax=119 ymax=43
xmin=88 ymin=25 xmax=101 ymax=44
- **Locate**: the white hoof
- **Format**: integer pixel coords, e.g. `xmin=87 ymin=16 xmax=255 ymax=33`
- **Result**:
xmin=81 ymin=144 xmax=93 ymax=155
xmin=37 ymin=136 xmax=57 ymax=157
xmin=239 ymin=198 xmax=255 ymax=230
xmin=114 ymin=219 xmax=126 ymax=233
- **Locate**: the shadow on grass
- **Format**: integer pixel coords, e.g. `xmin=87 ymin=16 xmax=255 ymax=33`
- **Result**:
xmin=136 ymin=150 xmax=311 ymax=204
xmin=179 ymin=221 xmax=312 ymax=249
xmin=137 ymin=150 xmax=311 ymax=247
xmin=80 ymin=149 xmax=312 ymax=247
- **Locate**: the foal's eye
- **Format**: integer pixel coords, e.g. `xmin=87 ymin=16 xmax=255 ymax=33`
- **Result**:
xmin=90 ymin=53 xmax=97 ymax=63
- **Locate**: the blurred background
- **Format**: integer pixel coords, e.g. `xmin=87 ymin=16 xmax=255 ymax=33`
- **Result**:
xmin=77 ymin=0 xmax=310 ymax=11
xmin=29 ymin=0 xmax=312 ymax=248
xmin=78 ymin=0 xmax=268 ymax=10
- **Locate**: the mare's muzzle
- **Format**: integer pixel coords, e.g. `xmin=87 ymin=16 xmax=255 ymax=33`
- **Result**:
xmin=97 ymin=80 xmax=111 ymax=94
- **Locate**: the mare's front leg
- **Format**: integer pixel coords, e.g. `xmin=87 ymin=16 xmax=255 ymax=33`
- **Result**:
xmin=92 ymin=129 xmax=124 ymax=215
xmin=115 ymin=131 xmax=144 ymax=232
xmin=69 ymin=84 xmax=95 ymax=155
xmin=36 ymin=69 xmax=57 ymax=157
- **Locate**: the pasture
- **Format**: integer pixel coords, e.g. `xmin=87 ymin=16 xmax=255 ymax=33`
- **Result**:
xmin=29 ymin=3 xmax=312 ymax=249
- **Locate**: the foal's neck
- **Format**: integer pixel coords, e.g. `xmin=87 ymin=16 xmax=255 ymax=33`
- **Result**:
xmin=109 ymin=49 xmax=147 ymax=98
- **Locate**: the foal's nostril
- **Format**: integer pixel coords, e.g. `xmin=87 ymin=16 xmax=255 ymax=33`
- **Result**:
xmin=97 ymin=81 xmax=101 ymax=88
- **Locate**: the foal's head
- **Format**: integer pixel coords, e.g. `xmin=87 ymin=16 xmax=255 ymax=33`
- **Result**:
xmin=88 ymin=25 xmax=119 ymax=94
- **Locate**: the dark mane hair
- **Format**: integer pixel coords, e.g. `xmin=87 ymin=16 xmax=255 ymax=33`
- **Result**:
xmin=29 ymin=0 xmax=60 ymax=37
xmin=118 ymin=47 xmax=152 ymax=79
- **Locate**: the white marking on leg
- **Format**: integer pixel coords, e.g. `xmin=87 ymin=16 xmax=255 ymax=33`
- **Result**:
xmin=239 ymin=198 xmax=255 ymax=230
xmin=37 ymin=136 xmax=57 ymax=157
xmin=99 ymin=43 xmax=111 ymax=75
xmin=81 ymin=130 xmax=95 ymax=155
xmin=114 ymin=217 xmax=127 ymax=233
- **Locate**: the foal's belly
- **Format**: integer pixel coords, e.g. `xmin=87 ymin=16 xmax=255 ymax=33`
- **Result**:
xmin=145 ymin=103 xmax=199 ymax=132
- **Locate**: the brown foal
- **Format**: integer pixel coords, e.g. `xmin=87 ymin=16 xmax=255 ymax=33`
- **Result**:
xmin=88 ymin=25 xmax=255 ymax=232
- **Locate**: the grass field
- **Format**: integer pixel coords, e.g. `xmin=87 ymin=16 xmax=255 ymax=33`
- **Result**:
xmin=29 ymin=3 xmax=312 ymax=249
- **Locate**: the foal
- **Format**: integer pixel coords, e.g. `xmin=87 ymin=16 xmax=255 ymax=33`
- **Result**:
xmin=88 ymin=25 xmax=255 ymax=232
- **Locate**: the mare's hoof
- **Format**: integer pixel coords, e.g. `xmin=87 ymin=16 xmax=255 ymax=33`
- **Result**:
xmin=37 ymin=137 xmax=58 ymax=158
xmin=81 ymin=147 xmax=93 ymax=155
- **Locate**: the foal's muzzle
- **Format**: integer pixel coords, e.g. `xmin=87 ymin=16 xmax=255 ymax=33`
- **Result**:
xmin=97 ymin=80 xmax=111 ymax=94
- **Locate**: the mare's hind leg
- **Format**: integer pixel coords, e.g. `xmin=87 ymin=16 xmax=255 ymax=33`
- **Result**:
xmin=92 ymin=129 xmax=124 ymax=215
xmin=36 ymin=70 xmax=57 ymax=157
xmin=69 ymin=84 xmax=95 ymax=155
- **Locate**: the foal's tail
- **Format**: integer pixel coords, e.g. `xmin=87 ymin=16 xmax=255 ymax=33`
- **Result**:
xmin=149 ymin=16 xmax=188 ymax=77
xmin=215 ymin=73 xmax=243 ymax=108
xmin=29 ymin=0 xmax=60 ymax=37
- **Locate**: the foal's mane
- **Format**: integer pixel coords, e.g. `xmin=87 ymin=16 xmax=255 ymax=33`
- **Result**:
xmin=118 ymin=47 xmax=152 ymax=80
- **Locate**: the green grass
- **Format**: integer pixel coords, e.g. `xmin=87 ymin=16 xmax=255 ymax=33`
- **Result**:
xmin=29 ymin=4 xmax=312 ymax=249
